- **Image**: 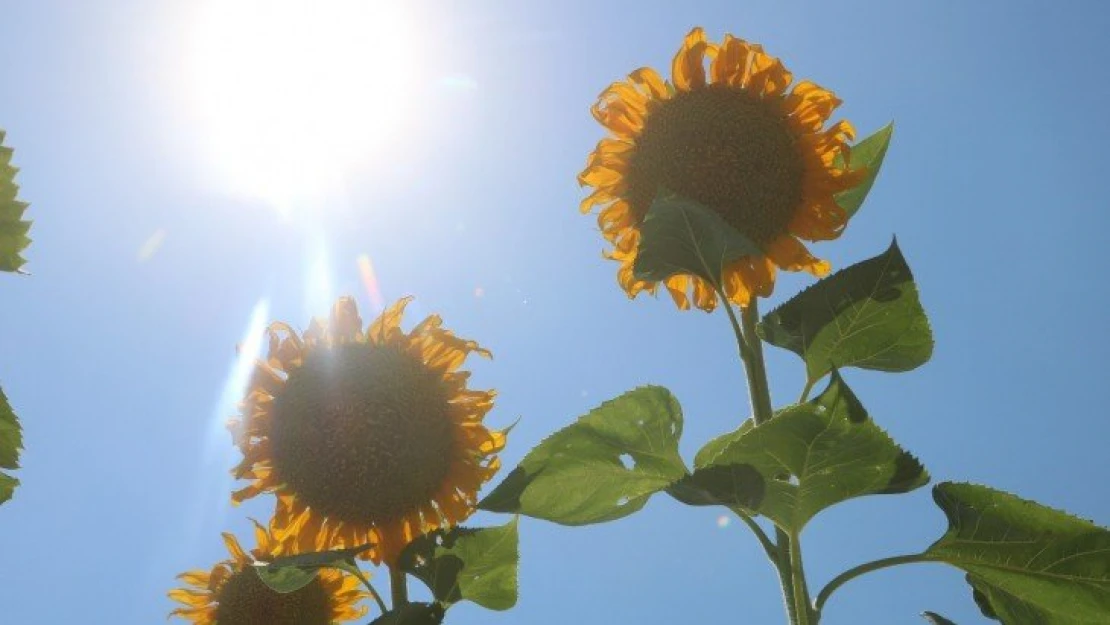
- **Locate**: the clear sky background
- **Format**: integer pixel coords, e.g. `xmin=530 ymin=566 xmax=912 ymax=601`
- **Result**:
xmin=1 ymin=1 xmax=1108 ymax=623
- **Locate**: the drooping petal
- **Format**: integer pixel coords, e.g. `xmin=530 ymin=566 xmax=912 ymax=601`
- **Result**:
xmin=629 ymin=67 xmax=669 ymax=99
xmin=672 ymin=27 xmax=710 ymax=91
xmin=765 ymin=235 xmax=831 ymax=276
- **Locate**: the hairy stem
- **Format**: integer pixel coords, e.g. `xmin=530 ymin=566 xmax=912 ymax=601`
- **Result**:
xmin=775 ymin=530 xmax=799 ymax=625
xmin=789 ymin=530 xmax=813 ymax=625
xmin=740 ymin=301 xmax=775 ymax=424
xmin=722 ymin=295 xmax=805 ymax=623
xmin=721 ymin=295 xmax=756 ymax=418
xmin=814 ymin=554 xmax=931 ymax=614
xmin=722 ymin=299 xmax=775 ymax=425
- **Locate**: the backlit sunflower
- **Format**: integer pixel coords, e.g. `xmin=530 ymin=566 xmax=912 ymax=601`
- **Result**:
xmin=579 ymin=27 xmax=866 ymax=310
xmin=230 ymin=296 xmax=504 ymax=566
xmin=168 ymin=520 xmax=367 ymax=624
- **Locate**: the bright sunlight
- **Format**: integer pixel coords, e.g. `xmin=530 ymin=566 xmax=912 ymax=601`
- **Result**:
xmin=185 ymin=0 xmax=417 ymax=213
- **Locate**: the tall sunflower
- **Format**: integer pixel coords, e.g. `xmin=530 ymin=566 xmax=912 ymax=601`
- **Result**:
xmin=168 ymin=520 xmax=367 ymax=624
xmin=230 ymin=296 xmax=504 ymax=565
xmin=579 ymin=27 xmax=866 ymax=311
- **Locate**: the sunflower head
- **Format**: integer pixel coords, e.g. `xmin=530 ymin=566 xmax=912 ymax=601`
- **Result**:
xmin=168 ymin=520 xmax=367 ymax=624
xmin=579 ymin=27 xmax=866 ymax=311
xmin=230 ymin=296 xmax=504 ymax=565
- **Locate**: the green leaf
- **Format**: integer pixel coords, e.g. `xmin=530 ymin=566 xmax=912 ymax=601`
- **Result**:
xmin=971 ymin=583 xmax=1001 ymax=621
xmin=924 ymin=482 xmax=1110 ymax=624
xmin=253 ymin=563 xmax=318 ymax=594
xmin=398 ymin=518 xmax=519 ymax=611
xmin=694 ymin=372 xmax=928 ymax=531
xmin=254 ymin=543 xmax=372 ymax=594
xmin=0 ymin=385 xmax=22 ymax=505
xmin=0 ymin=130 xmax=31 ymax=274
xmin=261 ymin=543 xmax=373 ymax=570
xmin=480 ymin=386 xmax=687 ymax=525
xmin=835 ymin=123 xmax=894 ymax=219
xmin=759 ymin=238 xmax=934 ymax=383
xmin=631 ymin=191 xmax=762 ymax=288
xmin=921 ymin=611 xmax=959 ymax=625
xmin=368 ymin=603 xmax=446 ymax=625
xmin=665 ymin=463 xmax=765 ymax=510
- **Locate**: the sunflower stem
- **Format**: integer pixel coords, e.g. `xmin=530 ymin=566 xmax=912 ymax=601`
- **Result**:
xmin=724 ymin=296 xmax=811 ymax=624
xmin=738 ymin=301 xmax=774 ymax=425
xmin=389 ymin=566 xmax=409 ymax=608
xmin=351 ymin=565 xmax=389 ymax=614
xmin=789 ymin=529 xmax=814 ymax=625
xmin=721 ymin=295 xmax=771 ymax=426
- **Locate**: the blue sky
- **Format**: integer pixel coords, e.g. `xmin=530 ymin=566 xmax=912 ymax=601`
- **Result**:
xmin=1 ymin=1 xmax=1108 ymax=623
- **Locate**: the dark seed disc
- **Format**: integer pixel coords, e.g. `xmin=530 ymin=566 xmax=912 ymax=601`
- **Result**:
xmin=269 ymin=342 xmax=455 ymax=525
xmin=626 ymin=85 xmax=805 ymax=245
xmin=214 ymin=569 xmax=331 ymax=625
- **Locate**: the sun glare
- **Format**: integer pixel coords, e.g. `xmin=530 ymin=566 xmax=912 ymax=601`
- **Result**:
xmin=187 ymin=0 xmax=417 ymax=213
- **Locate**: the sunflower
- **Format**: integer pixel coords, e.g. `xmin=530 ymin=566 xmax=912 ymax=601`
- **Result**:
xmin=579 ymin=27 xmax=866 ymax=311
xmin=168 ymin=520 xmax=368 ymax=624
xmin=230 ymin=296 xmax=504 ymax=566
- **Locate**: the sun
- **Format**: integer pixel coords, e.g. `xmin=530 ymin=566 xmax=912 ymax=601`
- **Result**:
xmin=185 ymin=0 xmax=418 ymax=213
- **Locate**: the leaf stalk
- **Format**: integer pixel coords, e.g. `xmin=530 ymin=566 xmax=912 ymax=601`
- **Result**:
xmin=814 ymin=553 xmax=930 ymax=614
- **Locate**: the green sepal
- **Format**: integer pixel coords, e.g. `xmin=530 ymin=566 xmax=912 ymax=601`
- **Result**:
xmin=397 ymin=518 xmax=519 ymax=611
xmin=253 ymin=543 xmax=372 ymax=594
xmin=0 ymin=130 xmax=31 ymax=274
xmin=479 ymin=386 xmax=687 ymax=525
xmin=368 ymin=603 xmax=446 ymax=625
xmin=693 ymin=372 xmax=928 ymax=531
xmin=253 ymin=563 xmax=318 ymax=594
xmin=759 ymin=238 xmax=934 ymax=383
xmin=0 ymin=385 xmax=22 ymax=505
xmin=665 ymin=463 xmax=765 ymax=511
xmin=924 ymin=482 xmax=1110 ymax=624
xmin=631 ymin=191 xmax=761 ymax=289
xmin=921 ymin=611 xmax=959 ymax=625
xmin=835 ymin=123 xmax=894 ymax=219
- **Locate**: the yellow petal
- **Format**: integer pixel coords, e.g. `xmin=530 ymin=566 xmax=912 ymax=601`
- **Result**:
xmin=367 ymin=296 xmax=412 ymax=343
xmin=672 ymin=27 xmax=710 ymax=91
xmin=710 ymin=35 xmax=750 ymax=85
xmin=664 ymin=275 xmax=691 ymax=310
xmin=329 ymin=296 xmax=363 ymax=342
xmin=167 ymin=587 xmax=212 ymax=607
xmin=221 ymin=532 xmax=250 ymax=564
xmin=629 ymin=67 xmax=669 ymax=99
xmin=691 ymin=276 xmax=718 ymax=312
xmin=747 ymin=51 xmax=792 ymax=97
xmin=578 ymin=165 xmax=626 ymax=189
xmin=765 ymin=236 xmax=830 ymax=276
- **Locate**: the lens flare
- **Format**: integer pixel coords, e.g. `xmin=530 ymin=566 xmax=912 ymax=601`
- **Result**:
xmin=181 ymin=299 xmax=270 ymax=547
xmin=137 ymin=228 xmax=167 ymax=263
xmin=357 ymin=254 xmax=384 ymax=313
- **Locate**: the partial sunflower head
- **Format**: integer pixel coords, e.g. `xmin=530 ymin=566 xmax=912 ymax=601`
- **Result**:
xmin=579 ymin=27 xmax=866 ymax=311
xmin=230 ymin=296 xmax=504 ymax=565
xmin=168 ymin=520 xmax=367 ymax=624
